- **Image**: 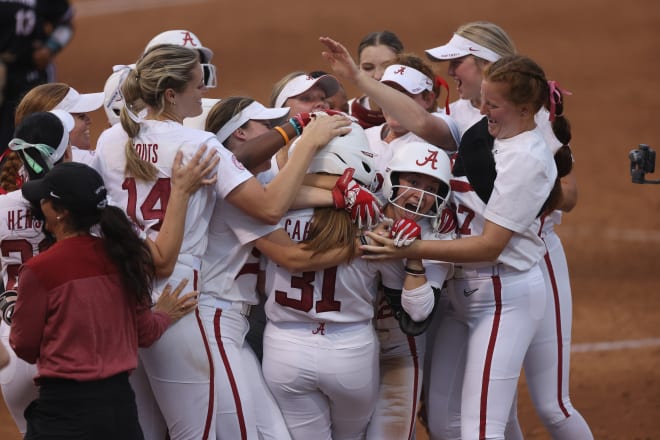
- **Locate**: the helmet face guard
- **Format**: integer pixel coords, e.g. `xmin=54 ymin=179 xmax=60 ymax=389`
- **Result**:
xmin=388 ymin=183 xmax=449 ymax=218
xmin=383 ymin=141 xmax=452 ymax=220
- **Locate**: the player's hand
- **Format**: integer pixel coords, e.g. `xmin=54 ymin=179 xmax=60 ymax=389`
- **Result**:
xmin=154 ymin=279 xmax=198 ymax=324
xmin=32 ymin=45 xmax=54 ymax=71
xmin=390 ymin=218 xmax=422 ymax=247
xmin=319 ymin=36 xmax=361 ymax=83
xmin=333 ymin=168 xmax=382 ymax=229
xmin=0 ymin=290 xmax=17 ymax=326
xmin=434 ymin=206 xmax=458 ymax=235
xmin=171 ymin=145 xmax=219 ymax=196
xmin=299 ymin=114 xmax=352 ymax=150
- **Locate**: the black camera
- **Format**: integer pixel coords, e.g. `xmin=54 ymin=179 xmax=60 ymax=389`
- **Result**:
xmin=629 ymin=144 xmax=658 ymax=184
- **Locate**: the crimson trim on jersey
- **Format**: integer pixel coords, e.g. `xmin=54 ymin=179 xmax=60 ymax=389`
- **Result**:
xmin=450 ymin=180 xmax=473 ymax=193
xmin=406 ymin=335 xmax=420 ymax=440
xmin=543 ymin=248 xmax=571 ymax=418
xmin=213 ymin=309 xmax=248 ymax=440
xmin=479 ymin=276 xmax=502 ymax=439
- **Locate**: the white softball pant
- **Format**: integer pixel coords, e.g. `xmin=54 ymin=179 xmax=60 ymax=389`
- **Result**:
xmin=0 ymin=321 xmax=38 ymax=435
xmin=427 ymin=263 xmax=546 ymax=440
xmin=197 ymin=296 xmax=291 ymax=440
xmin=262 ymin=320 xmax=379 ymax=440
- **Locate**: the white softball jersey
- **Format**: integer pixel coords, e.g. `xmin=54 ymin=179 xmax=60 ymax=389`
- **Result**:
xmin=451 ymin=128 xmax=557 ymax=271
xmin=200 ymin=199 xmax=278 ymax=304
xmin=0 ymin=190 xmax=42 ymax=434
xmin=263 ymin=207 xmax=403 ymax=324
xmin=92 ymin=119 xmax=253 ymax=293
xmin=0 ymin=190 xmax=45 ymax=290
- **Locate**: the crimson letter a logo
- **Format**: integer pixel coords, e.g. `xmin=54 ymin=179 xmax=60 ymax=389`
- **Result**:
xmin=181 ymin=31 xmax=198 ymax=47
xmin=416 ymin=150 xmax=439 ymax=169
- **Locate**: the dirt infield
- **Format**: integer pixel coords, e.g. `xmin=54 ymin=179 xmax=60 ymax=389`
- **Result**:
xmin=2 ymin=0 xmax=659 ymax=438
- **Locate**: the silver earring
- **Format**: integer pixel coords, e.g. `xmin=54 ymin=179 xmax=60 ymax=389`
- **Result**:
xmin=56 ymin=216 xmax=62 ymax=221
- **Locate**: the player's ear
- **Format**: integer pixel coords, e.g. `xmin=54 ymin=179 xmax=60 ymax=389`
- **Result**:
xmin=232 ymin=128 xmax=247 ymax=142
xmin=164 ymin=88 xmax=176 ymax=106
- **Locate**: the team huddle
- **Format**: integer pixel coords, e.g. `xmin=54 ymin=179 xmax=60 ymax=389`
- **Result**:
xmin=0 ymin=19 xmax=595 ymax=440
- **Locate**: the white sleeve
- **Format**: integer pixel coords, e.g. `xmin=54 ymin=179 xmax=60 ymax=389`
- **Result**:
xmin=401 ymin=280 xmax=434 ymax=322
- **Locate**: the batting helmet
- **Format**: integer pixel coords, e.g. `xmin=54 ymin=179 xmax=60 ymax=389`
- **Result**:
xmin=382 ymin=141 xmax=451 ymax=218
xmin=144 ymin=30 xmax=216 ymax=87
xmin=306 ymin=118 xmax=376 ymax=187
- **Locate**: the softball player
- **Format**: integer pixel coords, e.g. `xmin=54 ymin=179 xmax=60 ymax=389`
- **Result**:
xmin=366 ymin=142 xmax=454 ymax=440
xmin=361 ymin=55 xmax=562 ymax=440
xmin=0 ymin=110 xmax=73 ymax=436
xmin=425 ymin=21 xmax=593 ymax=439
xmin=0 ymin=109 xmax=216 ymax=438
xmin=198 ymin=97 xmax=309 ymax=440
xmin=258 ymin=122 xmax=430 ymax=440
xmin=360 ymin=57 xmax=460 ymax=173
xmin=93 ymin=44 xmax=352 ymax=440
xmin=320 ymin=37 xmax=459 ymax=155
xmin=349 ymin=31 xmax=404 ymax=129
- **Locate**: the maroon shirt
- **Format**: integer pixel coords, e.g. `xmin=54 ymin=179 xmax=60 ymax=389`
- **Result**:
xmin=10 ymin=235 xmax=170 ymax=381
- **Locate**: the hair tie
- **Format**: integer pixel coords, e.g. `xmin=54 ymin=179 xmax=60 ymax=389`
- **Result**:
xmin=547 ymin=80 xmax=573 ymax=122
xmin=434 ymin=75 xmax=450 ymax=115
xmin=7 ymin=138 xmax=57 ymax=174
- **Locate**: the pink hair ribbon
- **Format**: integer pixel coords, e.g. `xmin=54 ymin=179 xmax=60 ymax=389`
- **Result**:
xmin=547 ymin=80 xmax=573 ymax=121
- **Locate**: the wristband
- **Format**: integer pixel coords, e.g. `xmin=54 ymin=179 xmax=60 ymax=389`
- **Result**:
xmin=288 ymin=117 xmax=303 ymax=136
xmin=273 ymin=126 xmax=290 ymax=144
xmin=404 ymin=266 xmax=426 ymax=276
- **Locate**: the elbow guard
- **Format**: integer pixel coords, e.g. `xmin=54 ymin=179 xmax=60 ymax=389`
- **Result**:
xmin=383 ymin=286 xmax=440 ymax=337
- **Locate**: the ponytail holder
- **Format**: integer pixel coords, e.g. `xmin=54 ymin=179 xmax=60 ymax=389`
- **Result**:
xmin=547 ymin=80 xmax=572 ymax=122
xmin=434 ymin=75 xmax=450 ymax=115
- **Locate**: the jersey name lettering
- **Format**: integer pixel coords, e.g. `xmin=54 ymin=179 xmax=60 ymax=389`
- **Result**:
xmin=283 ymin=218 xmax=310 ymax=241
xmin=5 ymin=209 xmax=40 ymax=231
xmin=134 ymin=143 xmax=159 ymax=163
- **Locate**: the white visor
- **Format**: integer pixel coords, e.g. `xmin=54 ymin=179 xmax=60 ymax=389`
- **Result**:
xmin=216 ymin=101 xmax=290 ymax=143
xmin=53 ymin=87 xmax=104 ymax=113
xmin=274 ymin=74 xmax=340 ymax=108
xmin=425 ymin=34 xmax=501 ymax=63
xmin=381 ymin=64 xmax=433 ymax=95
xmin=48 ymin=109 xmax=74 ymax=163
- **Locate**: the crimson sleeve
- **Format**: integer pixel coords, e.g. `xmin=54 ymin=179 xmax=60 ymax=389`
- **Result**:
xmin=9 ymin=265 xmax=49 ymax=364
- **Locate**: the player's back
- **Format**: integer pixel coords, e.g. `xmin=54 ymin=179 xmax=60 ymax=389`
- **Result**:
xmin=0 ymin=191 xmax=47 ymax=290
xmin=263 ymin=208 xmax=401 ymax=324
xmin=93 ymin=120 xmax=217 ymax=257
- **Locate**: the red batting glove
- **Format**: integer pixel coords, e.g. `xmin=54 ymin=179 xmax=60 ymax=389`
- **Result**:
xmin=333 ymin=168 xmax=382 ymax=229
xmin=434 ymin=206 xmax=458 ymax=235
xmin=390 ymin=218 xmax=422 ymax=247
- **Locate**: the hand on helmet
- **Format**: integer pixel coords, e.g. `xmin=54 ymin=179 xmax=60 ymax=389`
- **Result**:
xmin=333 ymin=168 xmax=382 ymax=230
xmin=390 ymin=218 xmax=422 ymax=247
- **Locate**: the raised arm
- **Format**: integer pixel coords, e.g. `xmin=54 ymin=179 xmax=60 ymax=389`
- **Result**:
xmin=254 ymin=228 xmax=357 ymax=273
xmin=320 ymin=36 xmax=457 ymax=151
xmin=226 ymin=115 xmax=351 ymax=224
